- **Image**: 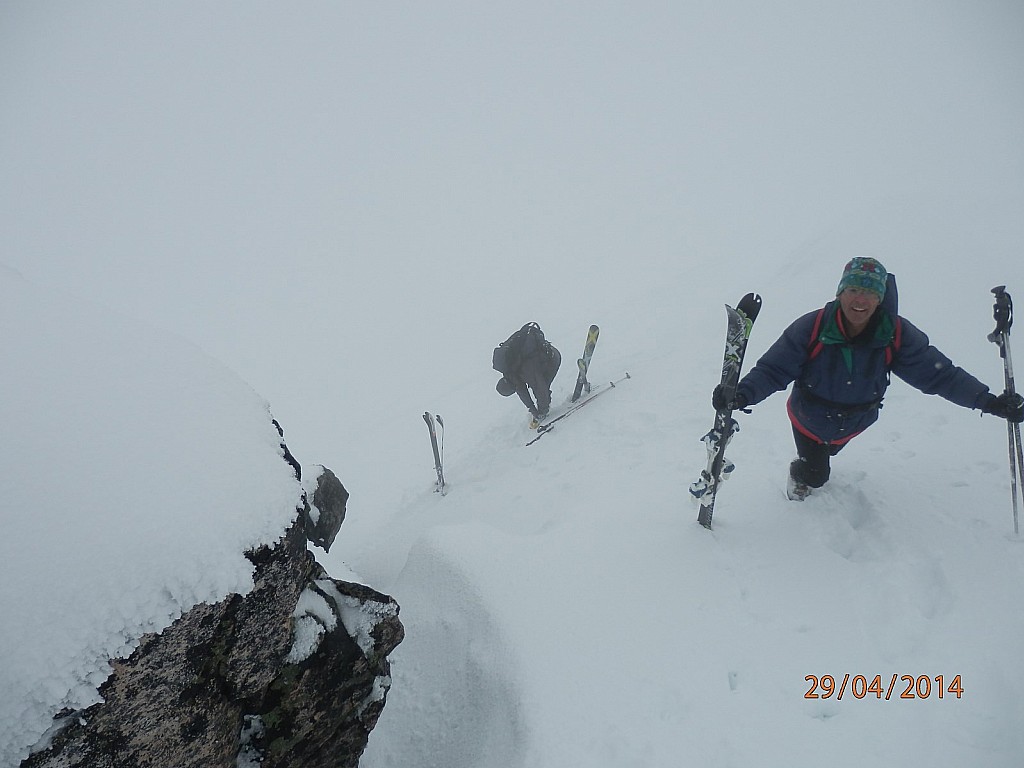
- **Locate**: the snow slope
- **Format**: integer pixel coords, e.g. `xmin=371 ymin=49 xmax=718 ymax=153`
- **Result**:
xmin=347 ymin=256 xmax=1024 ymax=768
xmin=3 ymin=252 xmax=1021 ymax=767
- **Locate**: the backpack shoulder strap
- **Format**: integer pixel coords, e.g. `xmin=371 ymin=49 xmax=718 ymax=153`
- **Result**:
xmin=885 ymin=316 xmax=903 ymax=367
xmin=807 ymin=307 xmax=827 ymax=360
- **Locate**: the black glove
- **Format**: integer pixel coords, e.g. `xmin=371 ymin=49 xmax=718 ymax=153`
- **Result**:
xmin=712 ymin=384 xmax=749 ymax=413
xmin=982 ymin=391 xmax=1024 ymax=423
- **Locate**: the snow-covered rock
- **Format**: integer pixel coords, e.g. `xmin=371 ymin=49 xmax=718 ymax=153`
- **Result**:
xmin=0 ymin=273 xmax=402 ymax=767
xmin=22 ymin=521 xmax=403 ymax=768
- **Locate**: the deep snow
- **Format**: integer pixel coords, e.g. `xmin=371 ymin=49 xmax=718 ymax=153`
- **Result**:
xmin=3 ymin=2 xmax=1024 ymax=767
xmin=350 ymin=265 xmax=1024 ymax=768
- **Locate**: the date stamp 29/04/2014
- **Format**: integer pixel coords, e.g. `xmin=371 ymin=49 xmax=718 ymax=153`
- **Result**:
xmin=804 ymin=674 xmax=963 ymax=701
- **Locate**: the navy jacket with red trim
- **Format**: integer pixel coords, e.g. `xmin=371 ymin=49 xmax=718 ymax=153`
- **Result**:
xmin=736 ymin=302 xmax=991 ymax=444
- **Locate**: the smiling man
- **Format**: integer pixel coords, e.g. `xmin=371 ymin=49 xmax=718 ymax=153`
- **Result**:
xmin=712 ymin=257 xmax=1024 ymax=500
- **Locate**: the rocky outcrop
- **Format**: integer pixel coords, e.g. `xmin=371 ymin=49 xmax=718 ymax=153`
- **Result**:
xmin=22 ymin=469 xmax=403 ymax=768
xmin=301 ymin=465 xmax=349 ymax=553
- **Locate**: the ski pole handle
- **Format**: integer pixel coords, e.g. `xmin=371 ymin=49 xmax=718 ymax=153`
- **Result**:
xmin=989 ymin=286 xmax=1013 ymax=344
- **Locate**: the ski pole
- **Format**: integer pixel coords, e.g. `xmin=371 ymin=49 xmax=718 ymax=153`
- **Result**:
xmin=525 ymin=372 xmax=631 ymax=446
xmin=988 ymin=286 xmax=1023 ymax=535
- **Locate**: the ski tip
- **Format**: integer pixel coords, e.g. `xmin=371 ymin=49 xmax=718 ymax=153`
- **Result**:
xmin=737 ymin=292 xmax=763 ymax=321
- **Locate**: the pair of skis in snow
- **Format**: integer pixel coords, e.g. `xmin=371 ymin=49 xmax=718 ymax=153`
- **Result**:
xmin=526 ymin=324 xmax=601 ymax=429
xmin=572 ymin=324 xmax=601 ymax=403
xmin=526 ymin=324 xmax=632 ymax=446
xmin=421 ymin=412 xmax=446 ymax=495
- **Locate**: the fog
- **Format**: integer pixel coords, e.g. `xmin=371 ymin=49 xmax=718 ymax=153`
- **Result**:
xmin=3 ymin=0 xmax=1022 ymax=523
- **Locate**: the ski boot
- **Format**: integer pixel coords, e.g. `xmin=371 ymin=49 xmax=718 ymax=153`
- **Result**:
xmin=786 ymin=460 xmax=811 ymax=501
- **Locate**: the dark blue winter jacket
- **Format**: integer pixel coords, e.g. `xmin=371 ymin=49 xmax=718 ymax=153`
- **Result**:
xmin=736 ymin=291 xmax=990 ymax=445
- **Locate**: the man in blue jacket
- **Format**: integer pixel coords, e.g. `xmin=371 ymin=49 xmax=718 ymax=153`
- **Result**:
xmin=714 ymin=258 xmax=1024 ymax=500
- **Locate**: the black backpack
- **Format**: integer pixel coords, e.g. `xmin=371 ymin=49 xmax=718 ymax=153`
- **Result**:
xmin=493 ymin=322 xmax=546 ymax=375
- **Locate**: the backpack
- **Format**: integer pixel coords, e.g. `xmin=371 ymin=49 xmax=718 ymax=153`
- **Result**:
xmin=807 ymin=272 xmax=902 ymax=367
xmin=493 ymin=322 xmax=546 ymax=375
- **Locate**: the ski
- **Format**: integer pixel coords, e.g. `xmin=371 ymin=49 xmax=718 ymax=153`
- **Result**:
xmin=526 ymin=372 xmax=631 ymax=446
xmin=691 ymin=293 xmax=762 ymax=529
xmin=422 ymin=411 xmax=446 ymax=495
xmin=572 ymin=325 xmax=600 ymax=402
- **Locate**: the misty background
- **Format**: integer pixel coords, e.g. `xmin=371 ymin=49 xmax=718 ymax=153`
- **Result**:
xmin=2 ymin=1 xmax=1022 ymax=531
